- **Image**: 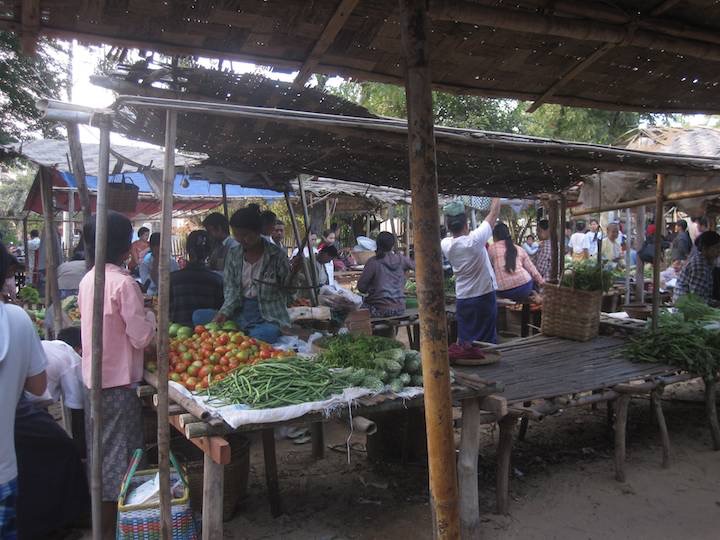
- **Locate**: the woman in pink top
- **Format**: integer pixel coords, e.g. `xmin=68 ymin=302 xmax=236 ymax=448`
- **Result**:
xmin=78 ymin=211 xmax=156 ymax=537
xmin=488 ymin=223 xmax=544 ymax=302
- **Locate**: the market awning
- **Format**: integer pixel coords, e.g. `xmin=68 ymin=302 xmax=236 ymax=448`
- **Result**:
xmin=23 ymin=168 xmax=284 ymax=218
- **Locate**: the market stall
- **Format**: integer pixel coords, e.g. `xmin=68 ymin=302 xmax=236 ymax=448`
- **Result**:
xmin=14 ymin=2 xmax=720 ymax=539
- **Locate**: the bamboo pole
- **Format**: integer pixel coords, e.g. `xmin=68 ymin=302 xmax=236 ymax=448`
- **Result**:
xmin=221 ymin=183 xmax=229 ymax=219
xmin=559 ymin=195 xmax=566 ymax=277
xmin=22 ymin=217 xmax=28 ymax=279
xmin=284 ymin=190 xmax=317 ymax=306
xmin=399 ymin=1 xmax=459 ymax=538
xmin=571 ymin=185 xmax=720 ymax=217
xmin=90 ymin=113 xmax=112 ymax=540
xmin=635 ymin=207 xmax=646 ymax=304
xmin=38 ymin=167 xmax=62 ymax=336
xmin=297 ymin=176 xmax=321 ymax=302
xmin=66 ymin=121 xmax=92 ymax=224
xmin=405 ymin=204 xmax=411 ymax=256
xmin=624 ymin=208 xmax=632 ymax=305
xmin=157 ymin=110 xmax=177 ymax=540
xmin=651 ymin=174 xmax=665 ymax=331
xmin=548 ymin=198 xmax=559 ymax=282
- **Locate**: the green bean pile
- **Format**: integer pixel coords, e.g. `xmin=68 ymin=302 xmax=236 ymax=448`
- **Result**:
xmin=206 ymin=358 xmax=347 ymax=409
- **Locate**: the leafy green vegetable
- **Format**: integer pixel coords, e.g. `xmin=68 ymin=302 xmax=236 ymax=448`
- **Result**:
xmin=315 ymin=334 xmax=403 ymax=369
xmin=18 ymin=285 xmax=40 ymax=304
xmin=675 ymin=294 xmax=720 ymax=322
xmin=561 ymin=261 xmax=613 ymax=292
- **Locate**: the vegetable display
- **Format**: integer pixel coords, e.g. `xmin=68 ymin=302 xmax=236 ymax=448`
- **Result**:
xmin=150 ymin=323 xmax=293 ymax=391
xmin=315 ymin=334 xmax=426 ymax=392
xmin=18 ymin=285 xmax=40 ymax=305
xmin=561 ymin=261 xmax=613 ymax=293
xmin=625 ymin=299 xmax=720 ymax=379
xmin=206 ymin=358 xmax=346 ymax=409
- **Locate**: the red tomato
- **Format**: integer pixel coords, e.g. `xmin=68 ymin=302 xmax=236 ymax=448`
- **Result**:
xmin=228 ymin=359 xmax=239 ymax=370
xmin=260 ymin=350 xmax=272 ymax=359
xmin=191 ymin=360 xmax=204 ymax=369
xmin=219 ymin=357 xmax=229 ymax=366
xmin=198 ymin=366 xmax=211 ymax=378
xmin=177 ymin=344 xmax=188 ymax=353
xmin=194 ymin=325 xmax=206 ymax=335
xmin=208 ymin=353 xmax=220 ymax=365
xmin=214 ymin=346 xmax=227 ymax=356
xmin=217 ymin=334 xmax=229 ymax=346
xmin=180 ymin=372 xmax=190 ymax=382
xmin=212 ymin=365 xmax=224 ymax=375
xmin=230 ymin=333 xmax=243 ymax=344
xmin=169 ymin=373 xmax=181 ymax=382
xmin=240 ymin=341 xmax=251 ymax=350
xmin=174 ymin=363 xmax=188 ymax=374
xmin=197 ymin=379 xmax=208 ymax=390
xmin=186 ymin=365 xmax=199 ymax=377
xmin=185 ymin=377 xmax=198 ymax=391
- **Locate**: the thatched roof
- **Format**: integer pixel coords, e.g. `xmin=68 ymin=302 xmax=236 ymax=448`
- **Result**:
xmin=90 ymin=68 xmax=720 ymax=198
xmin=577 ymin=127 xmax=720 ymax=216
xmin=3 ymin=1 xmax=720 ymax=114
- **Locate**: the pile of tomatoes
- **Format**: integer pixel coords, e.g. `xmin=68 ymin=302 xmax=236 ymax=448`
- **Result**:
xmin=149 ymin=324 xmax=293 ymax=392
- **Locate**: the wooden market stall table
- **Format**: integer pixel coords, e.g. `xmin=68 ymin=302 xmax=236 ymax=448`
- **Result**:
xmin=370 ymin=304 xmax=458 ymax=348
xmin=140 ymin=369 xmax=502 ymax=539
xmin=452 ymin=333 xmax=714 ymax=532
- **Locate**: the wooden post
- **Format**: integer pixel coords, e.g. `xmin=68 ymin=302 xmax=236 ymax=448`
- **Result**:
xmin=651 ymin=389 xmax=671 ymax=468
xmin=548 ymin=198 xmax=559 ymax=282
xmin=634 ymin=206 xmax=646 ymax=304
xmin=624 ymin=208 xmax=632 ymax=305
xmin=201 ymin=455 xmax=224 ymax=540
xmin=38 ymin=167 xmax=62 ymax=336
xmin=559 ymin=195 xmax=566 ymax=277
xmin=22 ymin=217 xmax=28 ymax=278
xmin=90 ymin=113 xmax=112 ymax=540
xmin=261 ymin=428 xmax=283 ymax=516
xmin=405 ymin=204 xmax=411 ymax=256
xmin=284 ymin=190 xmax=318 ymax=306
xmin=221 ymin=183 xmax=229 ymax=219
xmin=157 ymin=110 xmax=177 ymax=540
xmin=496 ymin=415 xmax=515 ymax=515
xmin=614 ymin=395 xmax=630 ymax=482
xmin=297 ymin=176 xmax=321 ymax=302
xmin=704 ymin=378 xmax=720 ymax=451
xmin=66 ymin=121 xmax=92 ymax=224
xmin=458 ymin=399 xmax=482 ymax=538
xmin=311 ymin=422 xmax=325 ymax=460
xmin=399 ymin=1 xmax=460 ymax=537
xmin=651 ymin=174 xmax=664 ymax=331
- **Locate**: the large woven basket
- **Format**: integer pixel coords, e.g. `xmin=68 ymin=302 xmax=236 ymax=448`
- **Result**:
xmin=541 ymin=284 xmax=602 ymax=341
xmin=107 ymin=174 xmax=139 ymax=213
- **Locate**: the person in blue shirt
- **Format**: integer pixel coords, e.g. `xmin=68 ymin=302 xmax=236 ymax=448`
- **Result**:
xmin=138 ymin=233 xmax=179 ymax=296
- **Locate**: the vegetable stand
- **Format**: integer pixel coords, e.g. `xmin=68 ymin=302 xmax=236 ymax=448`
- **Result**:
xmin=140 ymin=366 xmax=502 ymax=537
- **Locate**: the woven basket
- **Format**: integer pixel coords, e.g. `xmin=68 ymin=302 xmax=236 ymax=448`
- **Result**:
xmin=180 ymin=435 xmax=250 ymax=522
xmin=107 ymin=174 xmax=139 ymax=213
xmin=541 ymin=284 xmax=602 ymax=342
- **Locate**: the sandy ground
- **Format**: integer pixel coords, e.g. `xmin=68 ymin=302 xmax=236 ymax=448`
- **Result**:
xmin=221 ymin=397 xmax=720 ymax=540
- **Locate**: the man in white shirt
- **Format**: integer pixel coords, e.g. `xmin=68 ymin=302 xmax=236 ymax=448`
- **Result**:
xmin=0 ymin=278 xmax=47 ymax=536
xmin=34 ymin=327 xmax=84 ymax=410
xmin=585 ymin=219 xmax=603 ymax=258
xmin=569 ymin=222 xmax=590 ymax=261
xmin=261 ymin=210 xmax=277 ymax=245
xmin=26 ymin=230 xmax=41 ymax=285
xmin=441 ymin=198 xmax=501 ymax=349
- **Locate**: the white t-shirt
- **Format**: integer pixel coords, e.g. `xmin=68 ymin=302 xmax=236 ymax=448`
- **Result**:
xmin=585 ymin=230 xmax=603 ymax=256
xmin=0 ymin=303 xmax=47 ymax=483
xmin=441 ymin=221 xmax=497 ymax=299
xmin=32 ymin=341 xmax=84 ymax=409
xmin=569 ymin=232 xmax=590 ymax=255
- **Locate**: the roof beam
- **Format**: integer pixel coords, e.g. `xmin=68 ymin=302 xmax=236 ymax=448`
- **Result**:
xmin=526 ymin=42 xmax=616 ymax=112
xmin=21 ymin=0 xmax=40 ymax=55
xmin=429 ymin=0 xmax=720 ymax=62
xmin=650 ymin=0 xmax=682 ymax=16
xmin=292 ymin=0 xmax=360 ymax=89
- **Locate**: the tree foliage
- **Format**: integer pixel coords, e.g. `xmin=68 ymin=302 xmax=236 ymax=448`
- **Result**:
xmin=0 ymin=31 xmax=68 ymax=144
xmin=329 ymin=80 xmax=664 ymax=145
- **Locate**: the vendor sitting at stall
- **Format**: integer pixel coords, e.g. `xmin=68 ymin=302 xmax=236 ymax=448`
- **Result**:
xmin=488 ymin=223 xmax=544 ymax=302
xmin=139 ymin=232 xmax=179 ymax=296
xmin=660 ymin=259 xmax=684 ymax=289
xmin=601 ymin=222 xmax=624 ymax=267
xmin=292 ymin=245 xmax=339 ymax=300
xmin=203 ymin=212 xmax=238 ymax=272
xmin=674 ymin=231 xmax=720 ymax=305
xmin=201 ymin=206 xmax=292 ymax=343
xmin=357 ymin=232 xmax=414 ymax=318
xmin=441 ymin=198 xmax=501 ymax=347
xmin=170 ymin=230 xmax=224 ymax=327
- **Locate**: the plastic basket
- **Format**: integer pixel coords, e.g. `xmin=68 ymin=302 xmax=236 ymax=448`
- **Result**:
xmin=108 ymin=174 xmax=139 ymax=214
xmin=116 ymin=449 xmax=199 ymax=540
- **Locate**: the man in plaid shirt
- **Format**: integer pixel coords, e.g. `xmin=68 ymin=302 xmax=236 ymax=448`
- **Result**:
xmin=674 ymin=231 xmax=720 ymax=305
xmin=532 ymin=219 xmax=552 ymax=281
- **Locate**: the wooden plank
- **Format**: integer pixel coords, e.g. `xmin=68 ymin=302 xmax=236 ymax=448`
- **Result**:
xmin=201 ymin=454 xmax=224 ymax=540
xmin=21 ymin=0 xmax=40 ymax=55
xmin=168 ymin=415 xmax=230 ymax=465
xmin=496 ymin=415 xmax=515 ymax=514
xmin=293 ymin=0 xmax=360 ymax=88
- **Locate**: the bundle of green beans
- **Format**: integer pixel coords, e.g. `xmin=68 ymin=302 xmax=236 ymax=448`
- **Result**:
xmin=206 ymin=358 xmax=347 ymax=409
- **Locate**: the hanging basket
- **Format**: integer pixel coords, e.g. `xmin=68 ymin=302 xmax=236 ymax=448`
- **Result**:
xmin=541 ymin=283 xmax=602 ymax=342
xmin=107 ymin=174 xmax=139 ymax=213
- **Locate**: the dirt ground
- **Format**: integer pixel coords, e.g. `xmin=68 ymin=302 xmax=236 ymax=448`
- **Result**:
xmin=223 ymin=396 xmax=720 ymax=540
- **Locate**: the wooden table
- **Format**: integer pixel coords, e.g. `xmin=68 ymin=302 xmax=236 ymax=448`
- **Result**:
xmin=452 ymin=334 xmax=714 ymax=536
xmin=370 ymin=304 xmax=457 ymax=348
xmin=141 ymin=371 xmax=501 ymax=539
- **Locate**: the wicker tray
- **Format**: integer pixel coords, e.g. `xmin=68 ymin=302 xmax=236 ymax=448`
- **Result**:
xmin=541 ymin=284 xmax=602 ymax=342
xmin=107 ymin=174 xmax=139 ymax=213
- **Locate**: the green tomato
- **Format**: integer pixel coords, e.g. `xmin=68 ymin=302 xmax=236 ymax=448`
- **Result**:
xmin=177 ymin=326 xmax=193 ymax=338
xmin=169 ymin=323 xmax=180 ymax=337
xmin=222 ymin=320 xmax=239 ymax=331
